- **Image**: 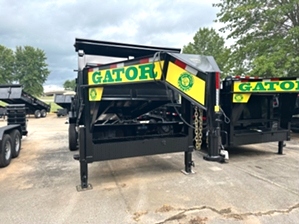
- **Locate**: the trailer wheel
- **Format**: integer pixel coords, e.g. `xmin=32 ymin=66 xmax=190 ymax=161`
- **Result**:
xmin=69 ymin=123 xmax=78 ymax=151
xmin=34 ymin=110 xmax=41 ymax=118
xmin=11 ymin=130 xmax=21 ymax=158
xmin=41 ymin=109 xmax=47 ymax=118
xmin=0 ymin=134 xmax=12 ymax=167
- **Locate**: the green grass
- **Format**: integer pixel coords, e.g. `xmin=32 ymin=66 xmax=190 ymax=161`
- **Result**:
xmin=39 ymin=96 xmax=62 ymax=113
xmin=0 ymin=101 xmax=7 ymax=107
xmin=48 ymin=102 xmax=62 ymax=113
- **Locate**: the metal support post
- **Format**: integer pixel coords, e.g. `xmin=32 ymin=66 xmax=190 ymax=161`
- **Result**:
xmin=184 ymin=146 xmax=194 ymax=173
xmin=278 ymin=141 xmax=284 ymax=155
xmin=203 ymin=71 xmax=225 ymax=162
xmin=204 ymin=109 xmax=224 ymax=162
xmin=76 ymin=127 xmax=92 ymax=191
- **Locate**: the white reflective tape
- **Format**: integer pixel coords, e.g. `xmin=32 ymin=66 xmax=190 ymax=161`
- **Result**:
xmin=216 ymin=89 xmax=220 ymax=106
xmin=117 ymin=63 xmax=124 ymax=68
xmin=185 ymin=65 xmax=197 ymax=75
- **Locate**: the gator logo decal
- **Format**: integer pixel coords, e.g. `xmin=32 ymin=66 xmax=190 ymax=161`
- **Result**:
xmin=89 ymin=88 xmax=97 ymax=100
xmin=234 ymin=94 xmax=244 ymax=102
xmin=178 ymin=72 xmax=194 ymax=91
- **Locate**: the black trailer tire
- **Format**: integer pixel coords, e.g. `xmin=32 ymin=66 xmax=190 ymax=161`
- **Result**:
xmin=0 ymin=134 xmax=13 ymax=168
xmin=34 ymin=110 xmax=41 ymax=118
xmin=11 ymin=130 xmax=21 ymax=158
xmin=69 ymin=123 xmax=78 ymax=151
xmin=41 ymin=109 xmax=47 ymax=118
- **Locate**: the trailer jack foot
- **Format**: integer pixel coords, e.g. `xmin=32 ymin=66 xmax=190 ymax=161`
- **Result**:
xmin=220 ymin=149 xmax=229 ymax=163
xmin=76 ymin=183 xmax=93 ymax=192
xmin=203 ymin=154 xmax=225 ymax=163
xmin=181 ymin=169 xmax=195 ymax=175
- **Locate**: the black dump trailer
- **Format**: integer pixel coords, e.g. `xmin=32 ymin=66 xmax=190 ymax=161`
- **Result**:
xmin=219 ymin=76 xmax=299 ymax=154
xmin=291 ymin=94 xmax=299 ymax=132
xmin=0 ymin=85 xmax=50 ymax=118
xmin=153 ymin=76 xmax=299 ymax=156
xmin=0 ymin=104 xmax=27 ymax=167
xmin=69 ymin=38 xmax=222 ymax=190
xmin=0 ymin=106 xmax=7 ymax=119
xmin=54 ymin=94 xmax=74 ymax=117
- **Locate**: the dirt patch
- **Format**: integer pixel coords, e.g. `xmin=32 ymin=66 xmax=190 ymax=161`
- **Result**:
xmin=188 ymin=216 xmax=208 ymax=224
xmin=156 ymin=204 xmax=175 ymax=213
xmin=133 ymin=211 xmax=148 ymax=221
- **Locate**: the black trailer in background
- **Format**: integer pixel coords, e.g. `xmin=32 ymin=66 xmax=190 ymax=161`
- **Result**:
xmin=0 ymin=104 xmax=27 ymax=167
xmin=0 ymin=85 xmax=50 ymax=118
xmin=54 ymin=94 xmax=74 ymax=117
xmin=220 ymin=76 xmax=298 ymax=154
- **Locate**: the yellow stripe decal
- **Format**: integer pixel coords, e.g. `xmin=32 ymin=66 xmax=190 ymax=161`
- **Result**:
xmin=233 ymin=80 xmax=299 ymax=92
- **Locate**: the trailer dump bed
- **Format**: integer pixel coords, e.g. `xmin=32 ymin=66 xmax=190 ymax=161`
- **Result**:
xmin=0 ymin=85 xmax=50 ymax=118
xmin=54 ymin=94 xmax=74 ymax=117
xmin=54 ymin=94 xmax=73 ymax=109
xmin=70 ymin=38 xmax=222 ymax=190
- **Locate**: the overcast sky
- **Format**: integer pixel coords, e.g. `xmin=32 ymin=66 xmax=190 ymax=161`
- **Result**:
xmin=0 ymin=0 xmax=221 ymax=90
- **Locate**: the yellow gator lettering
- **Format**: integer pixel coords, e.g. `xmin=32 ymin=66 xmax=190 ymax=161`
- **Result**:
xmin=234 ymin=80 xmax=299 ymax=92
xmin=88 ymin=61 xmax=163 ymax=85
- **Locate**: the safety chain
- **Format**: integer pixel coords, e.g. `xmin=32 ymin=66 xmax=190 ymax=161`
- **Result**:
xmin=194 ymin=106 xmax=203 ymax=150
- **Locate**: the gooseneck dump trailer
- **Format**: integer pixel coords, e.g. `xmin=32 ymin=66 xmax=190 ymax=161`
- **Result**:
xmin=220 ymin=76 xmax=299 ymax=153
xmin=0 ymin=85 xmax=50 ymax=118
xmin=69 ymin=38 xmax=223 ymax=190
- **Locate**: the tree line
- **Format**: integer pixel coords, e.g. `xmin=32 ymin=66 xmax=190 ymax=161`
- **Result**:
xmin=3 ymin=1 xmax=298 ymax=97
xmin=0 ymin=45 xmax=50 ymax=96
xmin=184 ymin=0 xmax=299 ymax=78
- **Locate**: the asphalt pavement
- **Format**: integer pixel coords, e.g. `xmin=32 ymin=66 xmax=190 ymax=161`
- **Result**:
xmin=0 ymin=114 xmax=298 ymax=224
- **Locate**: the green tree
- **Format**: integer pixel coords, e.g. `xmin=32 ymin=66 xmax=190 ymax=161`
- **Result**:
xmin=14 ymin=46 xmax=50 ymax=96
xmin=0 ymin=45 xmax=15 ymax=84
xmin=214 ymin=0 xmax=299 ymax=77
xmin=63 ymin=79 xmax=76 ymax=91
xmin=183 ymin=27 xmax=232 ymax=76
